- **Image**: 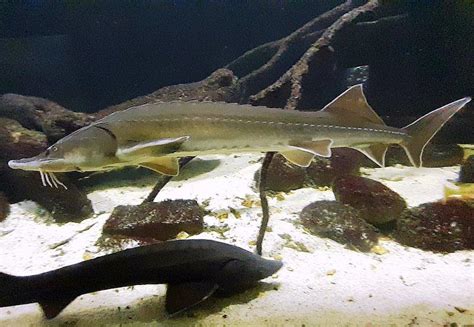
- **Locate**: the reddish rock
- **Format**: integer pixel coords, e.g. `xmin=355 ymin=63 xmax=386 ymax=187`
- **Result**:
xmin=307 ymin=148 xmax=362 ymax=186
xmin=300 ymin=201 xmax=379 ymax=252
xmin=0 ymin=192 xmax=9 ymax=222
xmin=332 ymin=175 xmax=407 ymax=225
xmin=460 ymin=155 xmax=474 ymax=183
xmin=260 ymin=153 xmax=306 ymax=192
xmin=104 ymin=200 xmax=204 ymax=241
xmin=395 ymin=200 xmax=474 ymax=252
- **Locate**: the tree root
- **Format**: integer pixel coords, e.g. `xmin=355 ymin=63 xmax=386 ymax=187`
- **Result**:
xmin=249 ymin=0 xmax=380 ymax=110
xmin=255 ymin=152 xmax=275 ymax=256
xmin=142 ymin=157 xmax=195 ymax=204
xmin=227 ymin=0 xmax=357 ymax=104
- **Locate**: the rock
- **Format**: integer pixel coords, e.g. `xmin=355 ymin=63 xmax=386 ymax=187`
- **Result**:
xmin=307 ymin=148 xmax=362 ymax=187
xmin=460 ymin=155 xmax=474 ymax=183
xmin=300 ymin=200 xmax=379 ymax=252
xmin=0 ymin=111 xmax=93 ymax=222
xmin=386 ymin=144 xmax=464 ymax=167
xmin=0 ymin=167 xmax=93 ymax=222
xmin=395 ymin=200 xmax=474 ymax=252
xmin=0 ymin=93 xmax=94 ymax=143
xmin=259 ymin=153 xmax=306 ymax=192
xmin=332 ymin=175 xmax=407 ymax=225
xmin=0 ymin=192 xmax=9 ymax=222
xmin=0 ymin=118 xmax=48 ymax=161
xmin=96 ymin=68 xmax=238 ymax=118
xmin=103 ymin=200 xmax=204 ymax=241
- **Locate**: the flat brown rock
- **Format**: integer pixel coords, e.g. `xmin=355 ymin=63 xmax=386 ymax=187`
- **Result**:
xmin=103 ymin=200 xmax=204 ymax=241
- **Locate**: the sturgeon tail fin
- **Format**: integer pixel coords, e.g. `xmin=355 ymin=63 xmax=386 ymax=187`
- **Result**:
xmin=401 ymin=97 xmax=471 ymax=167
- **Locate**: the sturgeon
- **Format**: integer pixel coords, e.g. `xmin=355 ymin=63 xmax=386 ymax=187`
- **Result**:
xmin=0 ymin=239 xmax=282 ymax=319
xmin=8 ymin=85 xmax=471 ymax=188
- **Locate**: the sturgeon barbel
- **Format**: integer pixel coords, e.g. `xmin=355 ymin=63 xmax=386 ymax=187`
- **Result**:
xmin=8 ymin=85 xmax=471 ymax=188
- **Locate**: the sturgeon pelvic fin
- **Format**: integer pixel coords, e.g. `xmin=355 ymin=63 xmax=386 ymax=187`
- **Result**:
xmin=401 ymin=97 xmax=471 ymax=167
xmin=281 ymin=139 xmax=333 ymax=167
xmin=140 ymin=157 xmax=180 ymax=176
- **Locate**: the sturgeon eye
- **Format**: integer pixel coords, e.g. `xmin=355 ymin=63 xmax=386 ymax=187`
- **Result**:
xmin=51 ymin=146 xmax=58 ymax=152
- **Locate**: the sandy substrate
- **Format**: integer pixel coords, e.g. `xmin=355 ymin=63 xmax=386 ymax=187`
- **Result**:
xmin=0 ymin=154 xmax=473 ymax=326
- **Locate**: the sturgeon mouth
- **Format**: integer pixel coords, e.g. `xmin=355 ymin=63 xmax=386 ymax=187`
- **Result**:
xmin=8 ymin=157 xmax=57 ymax=171
xmin=8 ymin=158 xmax=68 ymax=189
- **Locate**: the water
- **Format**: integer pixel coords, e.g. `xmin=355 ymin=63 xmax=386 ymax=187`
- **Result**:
xmin=0 ymin=1 xmax=473 ymax=325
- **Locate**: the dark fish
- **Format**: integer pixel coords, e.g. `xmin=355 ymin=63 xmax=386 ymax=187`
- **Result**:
xmin=0 ymin=239 xmax=282 ymax=319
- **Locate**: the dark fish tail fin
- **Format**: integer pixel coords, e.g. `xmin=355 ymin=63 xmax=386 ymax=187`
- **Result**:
xmin=401 ymin=97 xmax=471 ymax=167
xmin=0 ymin=271 xmax=75 ymax=319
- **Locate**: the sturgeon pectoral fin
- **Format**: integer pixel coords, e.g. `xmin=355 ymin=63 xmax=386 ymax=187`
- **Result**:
xmin=117 ymin=136 xmax=189 ymax=161
xmin=140 ymin=157 xmax=180 ymax=176
xmin=39 ymin=296 xmax=76 ymax=319
xmin=321 ymin=84 xmax=386 ymax=125
xmin=354 ymin=144 xmax=388 ymax=167
xmin=165 ymin=282 xmax=218 ymax=315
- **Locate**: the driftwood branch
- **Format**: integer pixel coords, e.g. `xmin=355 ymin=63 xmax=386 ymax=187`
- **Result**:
xmin=142 ymin=157 xmax=195 ymax=203
xmin=255 ymin=152 xmax=275 ymax=256
xmin=250 ymin=0 xmax=380 ymax=110
xmin=227 ymin=0 xmax=357 ymax=104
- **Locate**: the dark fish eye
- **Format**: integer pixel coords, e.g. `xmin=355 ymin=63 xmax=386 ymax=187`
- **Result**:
xmin=52 ymin=146 xmax=58 ymax=152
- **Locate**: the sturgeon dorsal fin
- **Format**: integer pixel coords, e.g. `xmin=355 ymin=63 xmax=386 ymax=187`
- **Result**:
xmin=140 ymin=157 xmax=180 ymax=176
xmin=322 ymin=84 xmax=386 ymax=125
xmin=165 ymin=282 xmax=218 ymax=316
xmin=39 ymin=296 xmax=76 ymax=319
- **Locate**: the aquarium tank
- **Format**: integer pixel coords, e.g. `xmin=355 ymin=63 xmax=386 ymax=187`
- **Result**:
xmin=0 ymin=1 xmax=473 ymax=325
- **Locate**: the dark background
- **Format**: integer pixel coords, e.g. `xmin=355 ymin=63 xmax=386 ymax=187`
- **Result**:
xmin=0 ymin=0 xmax=341 ymax=112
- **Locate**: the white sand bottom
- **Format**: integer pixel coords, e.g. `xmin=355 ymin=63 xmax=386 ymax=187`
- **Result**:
xmin=0 ymin=154 xmax=473 ymax=326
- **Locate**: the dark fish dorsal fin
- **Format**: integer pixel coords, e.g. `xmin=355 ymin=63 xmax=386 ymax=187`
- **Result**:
xmin=39 ymin=296 xmax=76 ymax=319
xmin=140 ymin=157 xmax=180 ymax=176
xmin=322 ymin=84 xmax=386 ymax=126
xmin=165 ymin=282 xmax=218 ymax=316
